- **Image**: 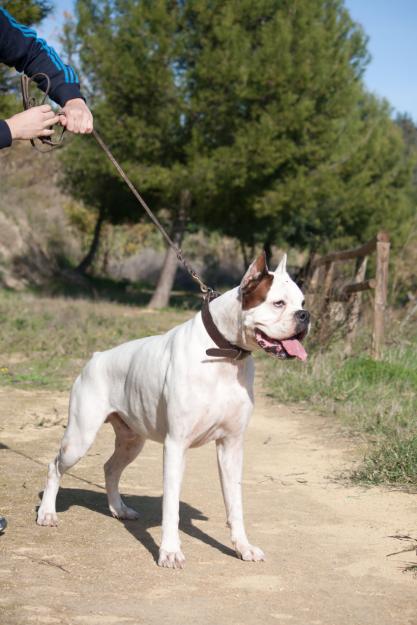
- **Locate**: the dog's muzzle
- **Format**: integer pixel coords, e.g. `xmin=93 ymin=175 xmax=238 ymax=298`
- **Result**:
xmin=294 ymin=309 xmax=310 ymax=333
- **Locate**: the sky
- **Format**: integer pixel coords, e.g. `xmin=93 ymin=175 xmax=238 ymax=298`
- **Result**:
xmin=41 ymin=0 xmax=417 ymax=122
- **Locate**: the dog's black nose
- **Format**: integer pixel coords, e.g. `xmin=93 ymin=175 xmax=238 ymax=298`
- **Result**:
xmin=294 ymin=309 xmax=310 ymax=325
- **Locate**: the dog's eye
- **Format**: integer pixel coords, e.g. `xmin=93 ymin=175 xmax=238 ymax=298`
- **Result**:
xmin=274 ymin=300 xmax=285 ymax=308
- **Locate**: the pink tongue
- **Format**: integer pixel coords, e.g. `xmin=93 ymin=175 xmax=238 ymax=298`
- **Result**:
xmin=281 ymin=339 xmax=308 ymax=362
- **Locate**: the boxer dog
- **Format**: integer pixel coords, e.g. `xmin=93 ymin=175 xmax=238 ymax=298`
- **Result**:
xmin=37 ymin=252 xmax=309 ymax=568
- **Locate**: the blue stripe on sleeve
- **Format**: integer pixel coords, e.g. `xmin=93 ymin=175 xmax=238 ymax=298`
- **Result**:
xmin=68 ymin=66 xmax=78 ymax=83
xmin=38 ymin=38 xmax=72 ymax=82
xmin=64 ymin=64 xmax=74 ymax=84
xmin=38 ymin=37 xmax=65 ymax=73
xmin=0 ymin=7 xmax=78 ymax=84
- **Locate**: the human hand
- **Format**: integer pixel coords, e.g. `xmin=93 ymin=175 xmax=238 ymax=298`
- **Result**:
xmin=60 ymin=98 xmax=93 ymax=134
xmin=5 ymin=105 xmax=61 ymax=141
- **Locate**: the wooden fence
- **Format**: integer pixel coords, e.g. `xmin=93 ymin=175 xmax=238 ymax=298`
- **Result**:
xmin=306 ymin=231 xmax=390 ymax=359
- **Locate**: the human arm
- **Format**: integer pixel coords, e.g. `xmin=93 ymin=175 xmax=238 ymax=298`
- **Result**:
xmin=0 ymin=7 xmax=93 ymax=146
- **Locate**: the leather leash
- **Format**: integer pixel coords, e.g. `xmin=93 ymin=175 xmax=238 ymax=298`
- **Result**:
xmin=21 ymin=73 xmax=251 ymax=361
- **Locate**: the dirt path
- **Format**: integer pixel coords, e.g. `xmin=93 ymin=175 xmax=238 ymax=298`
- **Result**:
xmin=0 ymin=381 xmax=416 ymax=625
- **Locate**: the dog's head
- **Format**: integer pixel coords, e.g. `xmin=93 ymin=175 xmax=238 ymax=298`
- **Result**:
xmin=239 ymin=252 xmax=309 ymax=361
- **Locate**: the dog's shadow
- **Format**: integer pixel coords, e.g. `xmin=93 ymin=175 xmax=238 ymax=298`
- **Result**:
xmin=42 ymin=488 xmax=235 ymax=563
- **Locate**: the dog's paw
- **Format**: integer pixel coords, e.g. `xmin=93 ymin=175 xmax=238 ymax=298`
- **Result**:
xmin=109 ymin=502 xmax=140 ymax=521
xmin=235 ymin=543 xmax=265 ymax=562
xmin=37 ymin=510 xmax=58 ymax=527
xmin=158 ymin=549 xmax=186 ymax=569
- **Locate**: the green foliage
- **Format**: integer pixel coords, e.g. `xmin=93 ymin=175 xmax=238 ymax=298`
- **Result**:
xmin=60 ymin=0 xmax=187 ymax=223
xmin=0 ymin=92 xmax=20 ymax=120
xmin=396 ymin=113 xmax=417 ymax=193
xmin=182 ymin=0 xmax=368 ymax=241
xmin=1 ymin=0 xmax=51 ymax=24
xmin=183 ymin=2 xmax=413 ymax=250
xmin=60 ymin=0 xmax=415 ymax=255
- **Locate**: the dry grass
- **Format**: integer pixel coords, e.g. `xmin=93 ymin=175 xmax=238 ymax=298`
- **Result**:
xmin=0 ymin=290 xmax=193 ymax=391
xmin=0 ymin=142 xmax=82 ymax=288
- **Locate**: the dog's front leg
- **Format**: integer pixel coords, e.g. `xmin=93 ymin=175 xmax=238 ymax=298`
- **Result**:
xmin=216 ymin=436 xmax=265 ymax=562
xmin=158 ymin=436 xmax=186 ymax=569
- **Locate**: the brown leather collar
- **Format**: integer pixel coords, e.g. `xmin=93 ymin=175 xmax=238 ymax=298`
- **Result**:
xmin=201 ymin=294 xmax=251 ymax=361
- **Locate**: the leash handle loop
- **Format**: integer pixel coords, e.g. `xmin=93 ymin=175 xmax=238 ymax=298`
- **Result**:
xmin=21 ymin=73 xmax=65 ymax=152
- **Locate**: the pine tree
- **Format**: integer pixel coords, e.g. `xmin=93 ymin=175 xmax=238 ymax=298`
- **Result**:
xmin=182 ymin=0 xmax=413 ymax=252
xmin=60 ymin=0 xmax=189 ymax=302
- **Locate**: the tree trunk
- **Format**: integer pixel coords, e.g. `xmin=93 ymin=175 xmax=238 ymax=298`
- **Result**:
xmin=240 ymin=240 xmax=249 ymax=270
xmin=76 ymin=209 xmax=104 ymax=275
xmin=264 ymin=234 xmax=273 ymax=267
xmin=148 ymin=191 xmax=190 ymax=309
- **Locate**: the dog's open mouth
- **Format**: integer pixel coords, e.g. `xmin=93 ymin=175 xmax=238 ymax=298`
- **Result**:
xmin=254 ymin=329 xmax=308 ymax=361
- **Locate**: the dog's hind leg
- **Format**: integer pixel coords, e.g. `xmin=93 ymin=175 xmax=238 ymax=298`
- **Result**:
xmin=37 ymin=377 xmax=107 ymax=527
xmin=104 ymin=413 xmax=145 ymax=520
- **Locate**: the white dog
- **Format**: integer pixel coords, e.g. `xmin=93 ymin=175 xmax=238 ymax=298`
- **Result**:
xmin=37 ymin=253 xmax=309 ymax=568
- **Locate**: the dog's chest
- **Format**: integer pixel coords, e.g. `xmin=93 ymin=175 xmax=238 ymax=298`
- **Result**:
xmin=181 ymin=362 xmax=255 ymax=446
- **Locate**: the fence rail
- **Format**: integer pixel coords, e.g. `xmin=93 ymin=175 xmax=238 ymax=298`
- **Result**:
xmin=311 ymin=232 xmax=390 ymax=267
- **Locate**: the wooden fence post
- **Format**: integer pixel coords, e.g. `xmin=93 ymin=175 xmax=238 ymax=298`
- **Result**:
xmin=372 ymin=232 xmax=390 ymax=360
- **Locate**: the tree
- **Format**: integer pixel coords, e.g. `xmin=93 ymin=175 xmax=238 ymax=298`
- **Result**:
xmin=61 ymin=0 xmax=414 ymax=305
xmin=1 ymin=0 xmax=51 ymax=23
xmin=60 ymin=0 xmax=190 ymax=299
xmin=396 ymin=113 xmax=417 ymax=187
xmin=392 ymin=114 xmax=417 ymax=300
xmin=181 ymin=1 xmax=413 ymax=254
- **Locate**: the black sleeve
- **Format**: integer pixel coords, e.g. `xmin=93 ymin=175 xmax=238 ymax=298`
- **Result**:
xmin=0 ymin=7 xmax=84 ymax=108
xmin=0 ymin=119 xmax=12 ymax=149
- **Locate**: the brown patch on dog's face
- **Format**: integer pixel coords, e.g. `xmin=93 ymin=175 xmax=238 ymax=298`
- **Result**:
xmin=242 ymin=274 xmax=273 ymax=310
xmin=240 ymin=252 xmax=274 ymax=310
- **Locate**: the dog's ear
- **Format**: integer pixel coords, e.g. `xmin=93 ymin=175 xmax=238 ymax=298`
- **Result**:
xmin=240 ymin=251 xmax=270 ymax=295
xmin=274 ymin=253 xmax=287 ymax=276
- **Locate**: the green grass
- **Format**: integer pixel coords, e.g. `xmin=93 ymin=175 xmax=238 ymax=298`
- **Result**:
xmin=0 ymin=290 xmax=193 ymax=391
xmin=351 ymin=435 xmax=417 ymax=485
xmin=261 ymin=331 xmax=417 ymax=486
